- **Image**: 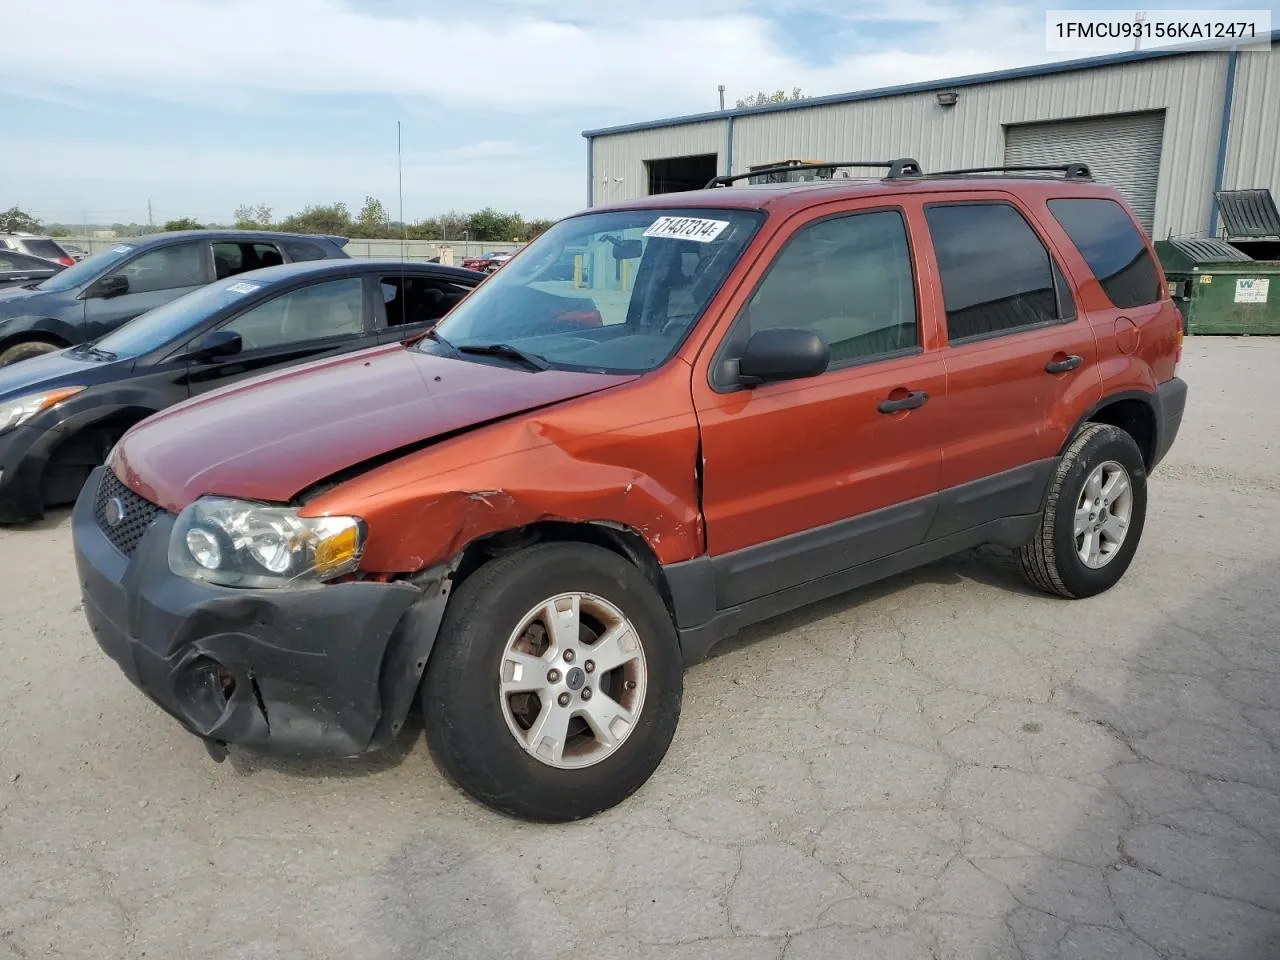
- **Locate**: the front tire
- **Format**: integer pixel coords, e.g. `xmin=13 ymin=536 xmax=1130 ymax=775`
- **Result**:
xmin=421 ymin=542 xmax=683 ymax=822
xmin=0 ymin=340 xmax=61 ymax=366
xmin=1018 ymin=423 xmax=1148 ymax=598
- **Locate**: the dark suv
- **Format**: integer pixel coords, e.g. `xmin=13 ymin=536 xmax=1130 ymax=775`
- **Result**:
xmin=74 ymin=160 xmax=1186 ymax=822
xmin=0 ymin=230 xmax=349 ymax=365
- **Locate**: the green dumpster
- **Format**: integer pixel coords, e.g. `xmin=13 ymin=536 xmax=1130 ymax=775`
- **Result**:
xmin=1154 ymin=237 xmax=1280 ymax=336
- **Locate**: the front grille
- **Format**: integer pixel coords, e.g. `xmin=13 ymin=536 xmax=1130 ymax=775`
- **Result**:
xmin=94 ymin=469 xmax=165 ymax=557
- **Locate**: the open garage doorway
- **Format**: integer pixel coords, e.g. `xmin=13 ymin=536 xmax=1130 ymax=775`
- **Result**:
xmin=646 ymin=154 xmax=718 ymax=195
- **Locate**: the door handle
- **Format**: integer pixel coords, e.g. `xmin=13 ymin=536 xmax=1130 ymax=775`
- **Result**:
xmin=877 ymin=390 xmax=929 ymax=414
xmin=1045 ymin=354 xmax=1083 ymax=374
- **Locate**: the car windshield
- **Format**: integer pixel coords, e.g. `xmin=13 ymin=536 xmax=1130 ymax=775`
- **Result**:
xmin=427 ymin=208 xmax=762 ymax=374
xmin=92 ymin=277 xmax=270 ymax=357
xmin=35 ymin=243 xmax=138 ymax=292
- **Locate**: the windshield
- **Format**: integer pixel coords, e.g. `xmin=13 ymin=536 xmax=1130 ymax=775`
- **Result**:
xmin=429 ymin=208 xmax=762 ymax=373
xmin=93 ymin=277 xmax=270 ymax=357
xmin=35 ymin=243 xmax=137 ymax=292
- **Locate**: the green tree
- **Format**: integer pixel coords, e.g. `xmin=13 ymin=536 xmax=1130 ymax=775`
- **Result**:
xmin=355 ymin=195 xmax=391 ymax=237
xmin=735 ymin=87 xmax=806 ymax=109
xmin=234 ymin=203 xmax=274 ymax=230
xmin=277 ymin=202 xmax=352 ymax=236
xmin=467 ymin=207 xmax=523 ymax=242
xmin=0 ymin=206 xmax=41 ymax=233
xmin=525 ymin=218 xmax=555 ymax=239
xmin=163 ymin=217 xmax=204 ymax=231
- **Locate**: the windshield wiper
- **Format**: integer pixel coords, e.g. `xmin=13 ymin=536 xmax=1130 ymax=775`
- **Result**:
xmin=456 ymin=342 xmax=550 ymax=371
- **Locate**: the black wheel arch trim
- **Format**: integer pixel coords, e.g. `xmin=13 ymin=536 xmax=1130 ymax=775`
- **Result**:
xmin=1061 ymin=385 xmax=1182 ymax=471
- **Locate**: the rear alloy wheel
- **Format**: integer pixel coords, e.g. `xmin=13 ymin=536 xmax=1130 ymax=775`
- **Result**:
xmin=421 ymin=542 xmax=682 ymax=822
xmin=1018 ymin=422 xmax=1148 ymax=598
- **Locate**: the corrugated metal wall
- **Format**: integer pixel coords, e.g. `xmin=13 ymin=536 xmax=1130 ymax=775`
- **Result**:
xmin=590 ymin=120 xmax=726 ymax=206
xmin=729 ymin=55 xmax=1226 ymax=240
xmin=1222 ymin=48 xmax=1280 ymax=198
xmin=587 ymin=51 xmax=1280 ymax=240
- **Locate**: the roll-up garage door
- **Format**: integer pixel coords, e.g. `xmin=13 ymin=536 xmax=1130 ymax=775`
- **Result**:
xmin=1004 ymin=112 xmax=1165 ymax=233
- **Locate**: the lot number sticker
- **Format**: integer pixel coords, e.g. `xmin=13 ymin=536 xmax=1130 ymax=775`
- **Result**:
xmin=226 ymin=281 xmax=261 ymax=294
xmin=110 ymin=244 xmax=134 ymax=254
xmin=643 ymin=216 xmax=730 ymax=243
xmin=1235 ymin=278 xmax=1270 ymax=304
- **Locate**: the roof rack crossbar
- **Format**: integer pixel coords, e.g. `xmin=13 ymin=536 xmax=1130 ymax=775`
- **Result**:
xmin=925 ymin=163 xmax=1093 ymax=180
xmin=706 ymin=158 xmax=921 ymax=188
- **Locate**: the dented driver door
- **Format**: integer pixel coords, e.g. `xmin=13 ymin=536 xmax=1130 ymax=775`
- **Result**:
xmin=691 ymin=201 xmax=947 ymax=610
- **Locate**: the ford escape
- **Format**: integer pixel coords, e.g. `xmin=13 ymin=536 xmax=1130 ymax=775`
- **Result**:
xmin=72 ymin=160 xmax=1187 ymax=821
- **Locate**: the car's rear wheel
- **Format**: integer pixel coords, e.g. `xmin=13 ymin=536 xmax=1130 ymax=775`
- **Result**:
xmin=0 ymin=339 xmax=61 ymax=366
xmin=1018 ymin=423 xmax=1148 ymax=598
xmin=421 ymin=542 xmax=682 ymax=822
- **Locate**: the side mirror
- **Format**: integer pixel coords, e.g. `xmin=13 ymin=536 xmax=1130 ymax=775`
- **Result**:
xmin=90 ymin=274 xmax=130 ymax=299
xmin=736 ymin=328 xmax=830 ymax=385
xmin=188 ymin=329 xmax=243 ymax=362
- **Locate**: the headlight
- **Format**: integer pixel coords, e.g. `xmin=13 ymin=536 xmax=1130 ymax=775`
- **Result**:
xmin=169 ymin=497 xmax=365 ymax=588
xmin=0 ymin=386 xmax=84 ymax=434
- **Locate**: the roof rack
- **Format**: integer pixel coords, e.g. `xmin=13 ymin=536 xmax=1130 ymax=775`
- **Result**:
xmin=924 ymin=163 xmax=1093 ymax=180
xmin=706 ymin=158 xmax=922 ymax=188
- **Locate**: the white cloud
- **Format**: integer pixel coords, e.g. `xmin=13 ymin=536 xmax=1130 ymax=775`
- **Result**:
xmin=2 ymin=0 xmax=1062 ymax=116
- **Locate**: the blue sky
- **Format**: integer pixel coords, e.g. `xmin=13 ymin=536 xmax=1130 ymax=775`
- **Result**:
xmin=2 ymin=0 xmax=1274 ymax=226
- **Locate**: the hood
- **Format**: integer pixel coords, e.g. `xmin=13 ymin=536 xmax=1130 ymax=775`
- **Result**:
xmin=114 ymin=344 xmax=636 ymax=511
xmin=0 ymin=285 xmax=58 ymax=313
xmin=0 ymin=347 xmax=114 ymax=399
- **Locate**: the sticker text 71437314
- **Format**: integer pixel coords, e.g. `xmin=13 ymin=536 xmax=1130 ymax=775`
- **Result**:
xmin=643 ymin=216 xmax=730 ymax=243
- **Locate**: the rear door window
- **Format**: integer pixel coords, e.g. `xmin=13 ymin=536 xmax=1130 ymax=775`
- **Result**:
xmin=380 ymin=275 xmax=476 ymax=327
xmin=1047 ymin=198 xmax=1161 ymax=308
xmin=211 ymin=241 xmax=285 ymax=279
xmin=925 ymin=202 xmax=1073 ymax=343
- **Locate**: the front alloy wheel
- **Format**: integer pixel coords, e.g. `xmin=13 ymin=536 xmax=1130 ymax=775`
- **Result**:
xmin=422 ymin=542 xmax=682 ymax=822
xmin=499 ymin=592 xmax=647 ymax=769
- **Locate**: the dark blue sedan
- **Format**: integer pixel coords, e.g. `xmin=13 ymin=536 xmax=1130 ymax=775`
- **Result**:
xmin=0 ymin=230 xmax=351 ymax=366
xmin=0 ymin=259 xmax=482 ymax=522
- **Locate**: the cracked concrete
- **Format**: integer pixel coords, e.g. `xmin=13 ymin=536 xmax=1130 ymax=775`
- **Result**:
xmin=1 ymin=338 xmax=1279 ymax=959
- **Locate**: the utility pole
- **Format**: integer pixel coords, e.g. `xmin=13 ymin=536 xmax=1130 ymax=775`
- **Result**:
xmin=718 ymin=84 xmax=726 ymax=110
xmin=1134 ymin=11 xmax=1146 ymax=50
xmin=147 ymin=199 xmax=154 ymax=230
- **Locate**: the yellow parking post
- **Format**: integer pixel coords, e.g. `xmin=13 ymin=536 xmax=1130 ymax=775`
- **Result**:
xmin=573 ymin=254 xmax=583 ymax=288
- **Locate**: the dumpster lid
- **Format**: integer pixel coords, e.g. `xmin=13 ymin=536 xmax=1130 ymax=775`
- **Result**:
xmin=1215 ymin=189 xmax=1280 ymax=238
xmin=1167 ymin=236 xmax=1254 ymax=264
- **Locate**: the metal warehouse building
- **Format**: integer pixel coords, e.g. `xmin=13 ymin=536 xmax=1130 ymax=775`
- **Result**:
xmin=583 ymin=33 xmax=1280 ymax=239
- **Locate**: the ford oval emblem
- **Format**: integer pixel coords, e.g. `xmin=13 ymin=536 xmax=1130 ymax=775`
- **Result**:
xmin=104 ymin=496 xmax=126 ymax=527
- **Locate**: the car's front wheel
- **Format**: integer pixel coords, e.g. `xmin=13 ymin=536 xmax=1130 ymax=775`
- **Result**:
xmin=0 ymin=339 xmax=61 ymax=366
xmin=421 ymin=542 xmax=683 ymax=821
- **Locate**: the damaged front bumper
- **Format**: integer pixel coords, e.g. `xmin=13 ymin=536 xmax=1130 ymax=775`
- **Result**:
xmin=72 ymin=467 xmax=451 ymax=759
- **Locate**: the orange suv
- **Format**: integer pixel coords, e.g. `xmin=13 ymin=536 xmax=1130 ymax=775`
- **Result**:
xmin=73 ymin=160 xmax=1187 ymax=821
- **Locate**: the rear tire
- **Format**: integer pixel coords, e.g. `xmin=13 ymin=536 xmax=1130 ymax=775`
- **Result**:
xmin=421 ymin=542 xmax=683 ymax=822
xmin=1018 ymin=423 xmax=1147 ymax=598
xmin=0 ymin=340 xmax=62 ymax=366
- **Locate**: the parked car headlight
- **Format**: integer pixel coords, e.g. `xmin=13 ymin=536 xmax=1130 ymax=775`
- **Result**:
xmin=169 ymin=497 xmax=365 ymax=588
xmin=0 ymin=386 xmax=84 ymax=434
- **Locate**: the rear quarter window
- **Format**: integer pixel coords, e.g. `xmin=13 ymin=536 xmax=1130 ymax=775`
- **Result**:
xmin=282 ymin=240 xmax=330 ymax=262
xmin=1047 ymin=198 xmax=1161 ymax=309
xmin=22 ymin=239 xmax=66 ymax=259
